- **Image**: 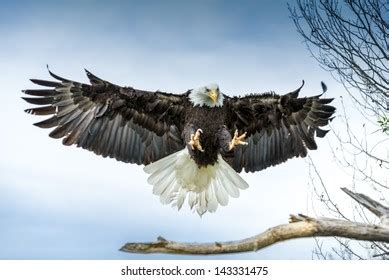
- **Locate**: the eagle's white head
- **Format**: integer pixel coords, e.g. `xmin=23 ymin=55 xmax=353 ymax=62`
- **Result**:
xmin=189 ymin=83 xmax=224 ymax=107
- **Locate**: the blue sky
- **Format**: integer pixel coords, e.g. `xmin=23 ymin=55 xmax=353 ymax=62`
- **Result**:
xmin=0 ymin=0 xmax=359 ymax=259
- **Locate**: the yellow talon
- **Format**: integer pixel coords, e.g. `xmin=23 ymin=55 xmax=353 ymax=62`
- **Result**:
xmin=229 ymin=130 xmax=248 ymax=150
xmin=188 ymin=129 xmax=204 ymax=152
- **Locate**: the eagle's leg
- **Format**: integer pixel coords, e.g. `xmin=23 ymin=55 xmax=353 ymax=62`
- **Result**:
xmin=229 ymin=130 xmax=248 ymax=151
xmin=188 ymin=128 xmax=204 ymax=152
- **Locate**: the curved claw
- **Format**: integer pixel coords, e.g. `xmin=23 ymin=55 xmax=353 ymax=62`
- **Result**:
xmin=229 ymin=130 xmax=248 ymax=151
xmin=188 ymin=128 xmax=204 ymax=152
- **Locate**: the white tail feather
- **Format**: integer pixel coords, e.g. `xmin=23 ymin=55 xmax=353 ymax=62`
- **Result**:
xmin=143 ymin=149 xmax=249 ymax=215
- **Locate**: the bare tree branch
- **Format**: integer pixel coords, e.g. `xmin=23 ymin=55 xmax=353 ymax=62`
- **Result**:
xmin=120 ymin=214 xmax=389 ymax=255
xmin=289 ymin=0 xmax=389 ymax=118
xmin=120 ymin=189 xmax=389 ymax=255
xmin=342 ymin=187 xmax=389 ymax=226
xmin=289 ymin=0 xmax=389 ymax=259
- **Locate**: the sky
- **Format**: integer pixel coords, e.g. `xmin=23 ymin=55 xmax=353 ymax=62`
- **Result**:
xmin=0 ymin=0 xmax=383 ymax=260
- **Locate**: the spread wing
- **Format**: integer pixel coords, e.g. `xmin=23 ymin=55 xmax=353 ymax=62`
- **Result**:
xmin=23 ymin=69 xmax=186 ymax=165
xmin=224 ymin=81 xmax=335 ymax=172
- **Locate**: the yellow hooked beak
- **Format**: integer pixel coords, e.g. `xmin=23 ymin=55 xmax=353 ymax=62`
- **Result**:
xmin=208 ymin=89 xmax=218 ymax=104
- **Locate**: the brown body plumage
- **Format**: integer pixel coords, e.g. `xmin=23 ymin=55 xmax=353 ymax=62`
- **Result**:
xmin=183 ymin=105 xmax=228 ymax=167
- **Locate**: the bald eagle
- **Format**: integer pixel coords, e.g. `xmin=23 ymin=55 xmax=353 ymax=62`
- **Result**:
xmin=23 ymin=69 xmax=335 ymax=215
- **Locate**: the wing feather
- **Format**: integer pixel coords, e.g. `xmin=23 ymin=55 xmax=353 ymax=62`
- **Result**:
xmin=225 ymin=82 xmax=335 ymax=172
xmin=23 ymin=69 xmax=186 ymax=165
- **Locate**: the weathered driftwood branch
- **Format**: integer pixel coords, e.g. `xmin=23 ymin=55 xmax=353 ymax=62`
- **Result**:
xmin=120 ymin=188 xmax=389 ymax=255
xmin=341 ymin=187 xmax=389 ymax=227
xmin=120 ymin=215 xmax=389 ymax=255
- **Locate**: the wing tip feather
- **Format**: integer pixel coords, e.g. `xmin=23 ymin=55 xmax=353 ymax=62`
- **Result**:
xmin=46 ymin=65 xmax=70 ymax=82
xmin=321 ymin=81 xmax=327 ymax=93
